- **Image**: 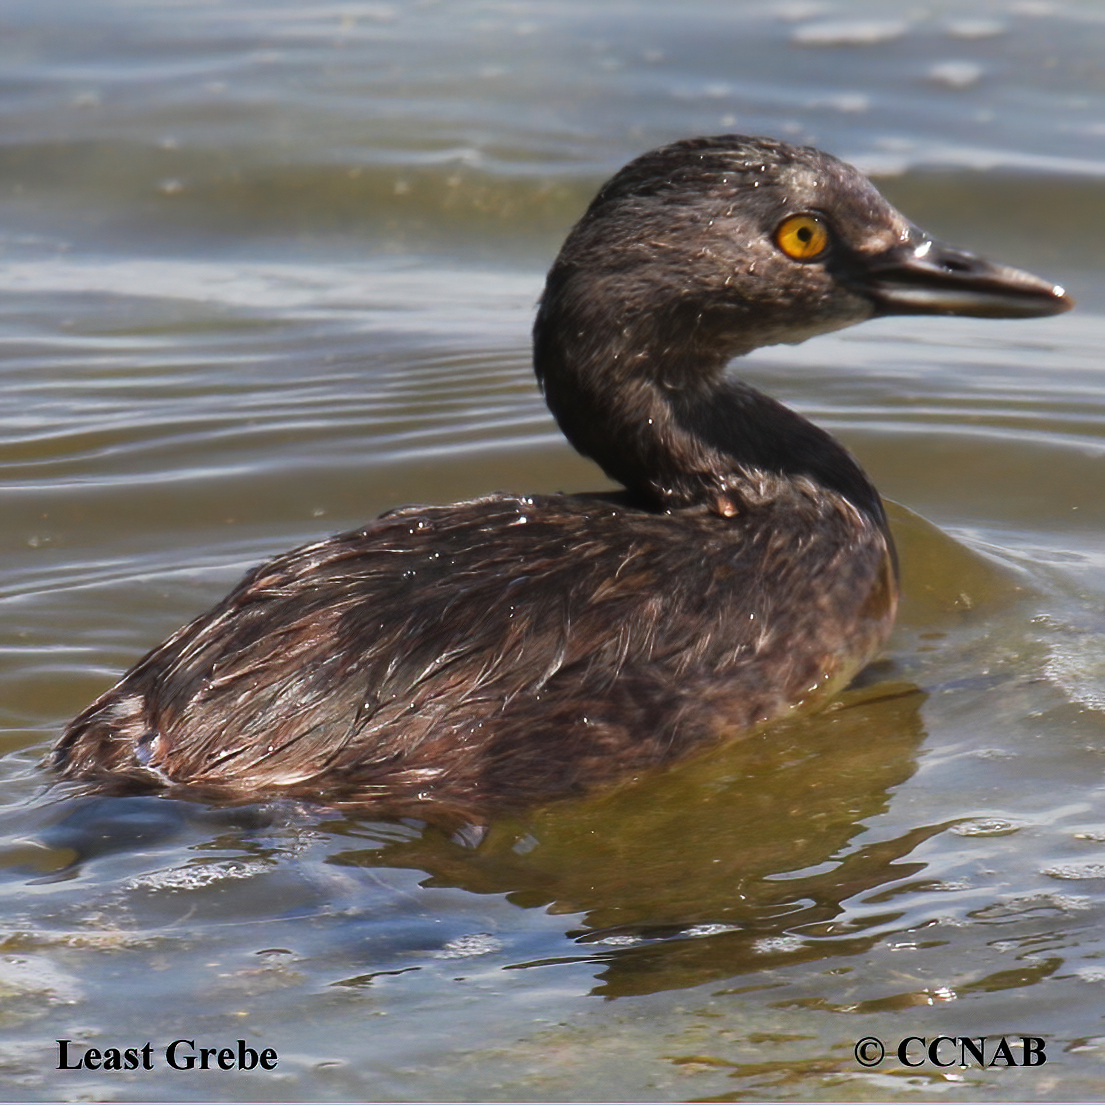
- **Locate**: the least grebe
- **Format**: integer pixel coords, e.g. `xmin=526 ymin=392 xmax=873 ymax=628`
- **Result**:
xmin=53 ymin=135 xmax=1071 ymax=814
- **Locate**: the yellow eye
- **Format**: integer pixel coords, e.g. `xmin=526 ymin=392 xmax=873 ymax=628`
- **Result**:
xmin=774 ymin=214 xmax=830 ymax=261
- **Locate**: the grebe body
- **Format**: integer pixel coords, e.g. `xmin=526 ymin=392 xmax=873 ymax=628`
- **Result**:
xmin=53 ymin=136 xmax=1070 ymax=812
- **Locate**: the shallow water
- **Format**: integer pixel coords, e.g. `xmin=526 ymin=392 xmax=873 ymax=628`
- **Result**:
xmin=1 ymin=1 xmax=1104 ymax=1101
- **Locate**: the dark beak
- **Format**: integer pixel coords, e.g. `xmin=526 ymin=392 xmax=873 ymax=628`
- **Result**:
xmin=857 ymin=232 xmax=1073 ymax=320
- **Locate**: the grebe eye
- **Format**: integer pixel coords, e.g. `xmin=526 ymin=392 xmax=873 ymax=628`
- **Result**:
xmin=774 ymin=214 xmax=830 ymax=261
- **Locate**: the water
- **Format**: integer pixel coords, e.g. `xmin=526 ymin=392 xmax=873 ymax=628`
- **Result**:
xmin=1 ymin=1 xmax=1104 ymax=1100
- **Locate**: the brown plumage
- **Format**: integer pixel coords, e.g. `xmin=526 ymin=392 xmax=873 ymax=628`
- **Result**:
xmin=53 ymin=135 xmax=1070 ymax=815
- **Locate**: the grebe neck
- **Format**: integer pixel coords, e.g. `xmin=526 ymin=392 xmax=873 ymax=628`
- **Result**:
xmin=533 ymin=300 xmax=887 ymax=530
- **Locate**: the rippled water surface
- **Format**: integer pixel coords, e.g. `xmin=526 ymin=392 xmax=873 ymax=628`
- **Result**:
xmin=2 ymin=1 xmax=1104 ymax=1101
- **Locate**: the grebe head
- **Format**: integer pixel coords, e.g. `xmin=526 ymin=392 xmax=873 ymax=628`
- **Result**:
xmin=534 ymin=135 xmax=1071 ymax=507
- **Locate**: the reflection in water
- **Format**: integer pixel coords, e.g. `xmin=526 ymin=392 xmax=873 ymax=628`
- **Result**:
xmin=322 ymin=683 xmax=930 ymax=998
xmin=14 ymin=795 xmax=279 ymax=883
